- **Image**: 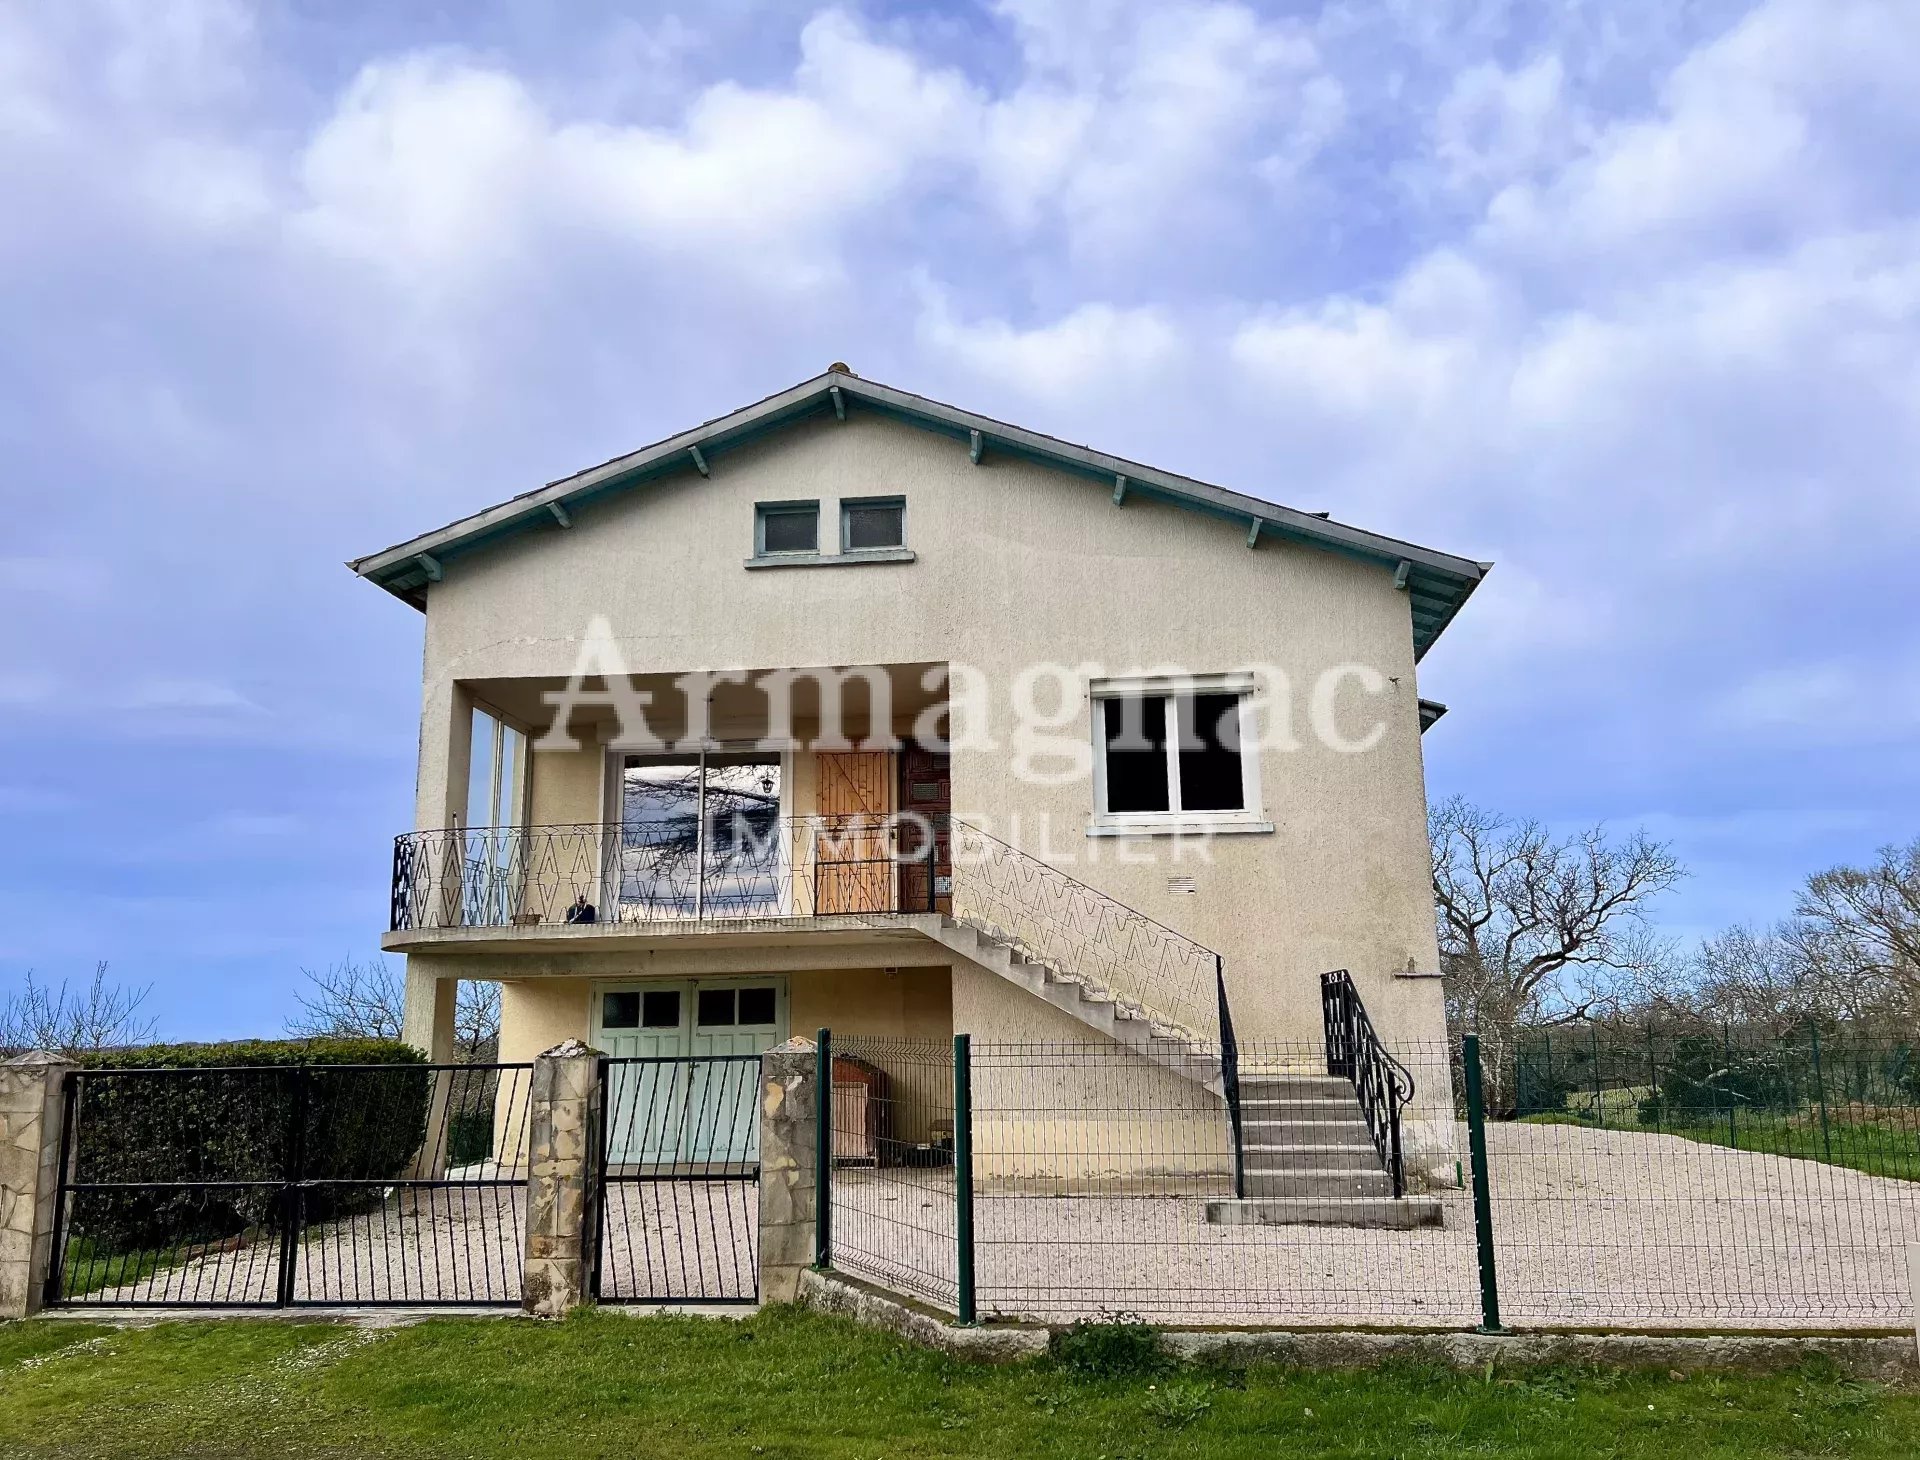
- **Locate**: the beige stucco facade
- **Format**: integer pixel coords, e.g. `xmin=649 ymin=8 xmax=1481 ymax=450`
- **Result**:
xmin=390 ymin=406 xmax=1454 ymax=1069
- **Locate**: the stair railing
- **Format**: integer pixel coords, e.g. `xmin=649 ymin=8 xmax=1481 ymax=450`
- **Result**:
xmin=1215 ymin=955 xmax=1246 ymax=1199
xmin=1320 ymin=969 xmax=1414 ymax=1197
xmin=948 ymin=818 xmax=1220 ymax=1043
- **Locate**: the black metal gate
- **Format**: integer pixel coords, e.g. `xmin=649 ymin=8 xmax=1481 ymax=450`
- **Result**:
xmin=592 ymin=1055 xmax=760 ymax=1304
xmin=45 ymin=1062 xmax=532 ymax=1309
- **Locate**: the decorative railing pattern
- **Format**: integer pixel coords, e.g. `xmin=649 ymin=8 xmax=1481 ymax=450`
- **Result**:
xmin=1320 ymin=969 xmax=1414 ymax=1196
xmin=946 ymin=820 xmax=1220 ymax=1043
xmin=390 ymin=814 xmax=1228 ymax=1048
xmin=389 ymin=814 xmax=939 ymax=933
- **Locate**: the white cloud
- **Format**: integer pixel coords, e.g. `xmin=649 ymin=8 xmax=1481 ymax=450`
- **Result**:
xmin=1481 ymin=0 xmax=1920 ymax=272
xmin=1710 ymin=658 xmax=1920 ymax=746
xmin=1431 ymin=55 xmax=1583 ymax=193
xmin=918 ymin=290 xmax=1184 ymax=401
xmin=114 ymin=678 xmax=268 ymax=715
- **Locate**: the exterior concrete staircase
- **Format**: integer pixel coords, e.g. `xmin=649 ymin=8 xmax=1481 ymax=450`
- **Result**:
xmin=912 ymin=912 xmax=1224 ymax=1092
xmin=911 ymin=910 xmax=1441 ymax=1230
xmin=920 ymin=825 xmax=1438 ymax=1230
xmin=1205 ymin=1073 xmax=1442 ymax=1230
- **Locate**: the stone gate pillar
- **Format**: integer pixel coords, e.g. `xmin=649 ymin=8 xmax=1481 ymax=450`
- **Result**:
xmin=522 ymin=1039 xmax=600 ymax=1318
xmin=0 ymin=1051 xmax=75 ymax=1319
xmin=758 ymin=1035 xmax=819 ymax=1304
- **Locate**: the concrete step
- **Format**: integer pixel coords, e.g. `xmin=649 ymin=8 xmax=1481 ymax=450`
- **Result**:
xmin=1242 ymin=1143 xmax=1383 ymax=1170
xmin=1239 ymin=1076 xmax=1353 ymax=1099
xmin=1204 ymin=1196 xmax=1443 ymax=1231
xmin=1241 ymin=1168 xmax=1394 ymax=1200
xmin=1240 ymin=1098 xmax=1359 ymax=1120
xmin=920 ymin=913 xmax=1224 ymax=1097
xmin=1244 ymin=1118 xmax=1373 ymax=1143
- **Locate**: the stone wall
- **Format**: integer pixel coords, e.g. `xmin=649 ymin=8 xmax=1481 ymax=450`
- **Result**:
xmin=758 ymin=1035 xmax=819 ymax=1304
xmin=0 ymin=1052 xmax=74 ymax=1319
xmin=521 ymin=1041 xmax=599 ymax=1318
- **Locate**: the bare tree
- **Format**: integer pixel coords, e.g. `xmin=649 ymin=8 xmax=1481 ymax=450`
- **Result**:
xmin=0 ymin=962 xmax=156 ymax=1055
xmin=1668 ymin=922 xmax=1827 ymax=1033
xmin=287 ymin=957 xmax=499 ymax=1062
xmin=1794 ymin=835 xmax=1920 ymax=1025
xmin=1430 ymin=797 xmax=1685 ymax=1105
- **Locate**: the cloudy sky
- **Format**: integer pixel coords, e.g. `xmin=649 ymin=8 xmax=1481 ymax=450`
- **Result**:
xmin=2 ymin=0 xmax=1916 ymax=1038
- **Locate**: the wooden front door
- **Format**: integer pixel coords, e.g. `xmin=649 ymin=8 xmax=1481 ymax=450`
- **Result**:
xmin=896 ymin=744 xmax=951 ymax=914
xmin=814 ymin=751 xmax=894 ymax=914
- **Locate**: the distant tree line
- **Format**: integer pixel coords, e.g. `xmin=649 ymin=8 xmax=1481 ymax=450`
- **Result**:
xmin=1431 ymin=795 xmax=1920 ymax=1106
xmin=1 ymin=957 xmax=499 ymax=1062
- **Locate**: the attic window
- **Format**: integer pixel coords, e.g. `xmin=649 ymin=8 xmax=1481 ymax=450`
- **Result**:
xmin=842 ymin=496 xmax=905 ymax=552
xmin=756 ymin=501 xmax=818 ymax=556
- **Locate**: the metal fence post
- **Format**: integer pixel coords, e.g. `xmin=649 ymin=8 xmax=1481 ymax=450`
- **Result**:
xmin=1646 ymin=1018 xmax=1659 ymax=1131
xmin=1810 ymin=1025 xmax=1832 ymax=1162
xmin=953 ymin=1033 xmax=976 ymax=1325
xmin=1462 ymin=1034 xmax=1503 ymax=1333
xmin=1590 ymin=1025 xmax=1604 ymax=1127
xmin=39 ymin=1071 xmax=78 ymax=1310
xmin=814 ymin=1028 xmax=833 ymax=1269
xmin=1724 ymin=1023 xmax=1738 ymax=1150
xmin=276 ymin=1066 xmax=308 ymax=1309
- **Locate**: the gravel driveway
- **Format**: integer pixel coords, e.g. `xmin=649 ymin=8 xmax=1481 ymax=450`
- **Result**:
xmin=85 ymin=1123 xmax=1920 ymax=1329
xmin=837 ymin=1122 xmax=1920 ymax=1330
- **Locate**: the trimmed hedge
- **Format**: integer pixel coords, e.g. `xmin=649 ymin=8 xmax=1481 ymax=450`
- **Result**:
xmin=71 ymin=1038 xmax=430 ymax=1251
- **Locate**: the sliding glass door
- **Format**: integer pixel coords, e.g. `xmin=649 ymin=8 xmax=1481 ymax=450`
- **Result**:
xmin=615 ymin=753 xmax=783 ymax=921
xmin=463 ymin=704 xmax=527 ymax=925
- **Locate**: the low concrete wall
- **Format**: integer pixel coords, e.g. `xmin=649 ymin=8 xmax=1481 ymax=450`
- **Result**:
xmin=795 ymin=1269 xmax=1918 ymax=1381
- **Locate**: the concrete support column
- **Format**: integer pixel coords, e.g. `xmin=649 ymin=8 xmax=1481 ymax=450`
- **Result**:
xmin=0 ymin=1051 xmax=76 ymax=1319
xmin=522 ymin=1039 xmax=600 ymax=1317
xmin=403 ymin=964 xmax=461 ymax=1179
xmin=402 ymin=963 xmax=458 ymax=1061
xmin=758 ymin=1035 xmax=819 ymax=1304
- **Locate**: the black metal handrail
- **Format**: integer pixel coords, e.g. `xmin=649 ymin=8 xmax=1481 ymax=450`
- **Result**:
xmin=1320 ymin=969 xmax=1414 ymax=1196
xmin=1215 ymin=956 xmax=1245 ymax=1198
xmin=390 ymin=813 xmax=941 ymax=934
xmin=947 ymin=818 xmax=1220 ymax=1042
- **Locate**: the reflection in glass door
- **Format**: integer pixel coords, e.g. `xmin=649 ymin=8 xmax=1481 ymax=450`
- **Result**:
xmin=616 ymin=754 xmax=782 ymax=921
xmin=463 ymin=704 xmax=525 ymax=924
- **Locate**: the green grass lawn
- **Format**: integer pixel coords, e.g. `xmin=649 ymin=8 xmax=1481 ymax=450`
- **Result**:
xmin=1519 ymin=1103 xmax=1920 ymax=1181
xmin=54 ymin=1237 xmax=183 ymax=1301
xmin=2 ymin=1308 xmax=1917 ymax=1458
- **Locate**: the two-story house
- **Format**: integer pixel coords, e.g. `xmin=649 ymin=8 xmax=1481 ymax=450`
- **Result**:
xmin=352 ymin=366 xmax=1486 ymax=1206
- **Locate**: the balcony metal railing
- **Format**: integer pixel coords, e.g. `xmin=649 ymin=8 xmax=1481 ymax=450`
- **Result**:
xmin=389 ymin=814 xmax=1225 ymax=1044
xmin=389 ymin=813 xmax=939 ymax=934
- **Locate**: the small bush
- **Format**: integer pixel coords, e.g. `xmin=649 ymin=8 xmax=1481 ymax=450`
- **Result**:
xmin=1144 ymin=1379 xmax=1214 ymax=1428
xmin=1637 ymin=1035 xmax=1796 ymax=1126
xmin=70 ymin=1039 xmax=428 ymax=1251
xmin=1048 ymin=1318 xmax=1168 ymax=1379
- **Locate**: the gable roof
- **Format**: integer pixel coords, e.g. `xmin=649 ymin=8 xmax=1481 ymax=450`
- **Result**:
xmin=348 ymin=368 xmax=1491 ymax=660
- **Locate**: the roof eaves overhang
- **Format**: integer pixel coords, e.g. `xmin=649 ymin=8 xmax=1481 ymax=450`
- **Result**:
xmin=348 ymin=371 xmax=1491 ymax=657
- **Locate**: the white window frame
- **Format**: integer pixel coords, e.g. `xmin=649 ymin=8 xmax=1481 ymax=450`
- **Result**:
xmin=1088 ymin=674 xmax=1271 ymax=837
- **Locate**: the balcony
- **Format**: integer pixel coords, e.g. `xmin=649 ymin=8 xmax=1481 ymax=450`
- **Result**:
xmin=387 ymin=812 xmax=947 ymax=946
xmin=383 ymin=812 xmax=1222 ymax=1042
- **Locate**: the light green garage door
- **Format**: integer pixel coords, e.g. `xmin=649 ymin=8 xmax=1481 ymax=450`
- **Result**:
xmin=593 ymin=977 xmax=787 ymax=1165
